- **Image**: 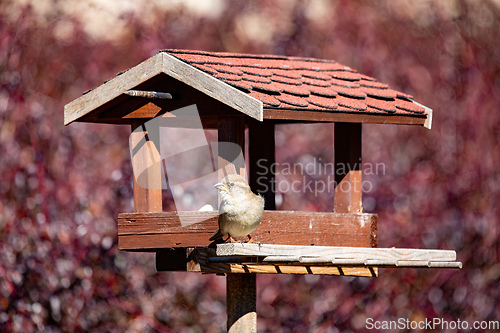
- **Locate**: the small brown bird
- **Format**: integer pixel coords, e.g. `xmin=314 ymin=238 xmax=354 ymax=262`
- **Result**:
xmin=210 ymin=174 xmax=265 ymax=242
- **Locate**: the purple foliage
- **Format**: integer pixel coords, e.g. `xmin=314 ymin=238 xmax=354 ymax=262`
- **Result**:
xmin=1 ymin=1 xmax=499 ymax=331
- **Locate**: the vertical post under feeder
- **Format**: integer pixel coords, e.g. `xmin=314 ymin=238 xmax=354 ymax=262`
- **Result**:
xmin=218 ymin=115 xmax=257 ymax=331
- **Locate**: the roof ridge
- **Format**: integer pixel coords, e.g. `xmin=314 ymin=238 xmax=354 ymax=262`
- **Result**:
xmin=161 ymin=49 xmax=338 ymax=64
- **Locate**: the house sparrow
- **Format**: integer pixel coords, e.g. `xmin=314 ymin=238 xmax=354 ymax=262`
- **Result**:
xmin=209 ymin=174 xmax=265 ymax=242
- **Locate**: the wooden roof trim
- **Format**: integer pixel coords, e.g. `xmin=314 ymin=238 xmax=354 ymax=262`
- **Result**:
xmin=64 ymin=53 xmax=163 ymax=125
xmin=160 ymin=53 xmax=263 ymax=121
xmin=263 ymin=108 xmax=428 ymax=126
xmin=64 ymin=53 xmax=264 ymax=125
xmin=414 ymin=101 xmax=433 ymax=129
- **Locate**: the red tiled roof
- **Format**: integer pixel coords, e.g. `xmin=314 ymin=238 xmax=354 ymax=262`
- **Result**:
xmin=162 ymin=49 xmax=426 ymax=116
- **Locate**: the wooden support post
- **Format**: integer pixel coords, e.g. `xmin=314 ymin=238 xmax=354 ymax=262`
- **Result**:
xmin=334 ymin=123 xmax=362 ymax=213
xmin=218 ymin=116 xmax=246 ymax=178
xmin=227 ymin=273 xmax=257 ymax=333
xmin=130 ymin=120 xmax=163 ymax=212
xmin=249 ymin=119 xmax=276 ymax=210
xmin=218 ymin=115 xmax=257 ymax=331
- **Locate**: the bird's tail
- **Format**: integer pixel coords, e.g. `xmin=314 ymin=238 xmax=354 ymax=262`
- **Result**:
xmin=209 ymin=229 xmax=223 ymax=241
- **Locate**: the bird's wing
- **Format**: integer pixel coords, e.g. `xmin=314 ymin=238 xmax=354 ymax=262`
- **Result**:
xmin=209 ymin=228 xmax=223 ymax=241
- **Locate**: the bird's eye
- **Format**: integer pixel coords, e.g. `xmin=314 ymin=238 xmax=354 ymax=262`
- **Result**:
xmin=230 ymin=182 xmax=235 ymax=187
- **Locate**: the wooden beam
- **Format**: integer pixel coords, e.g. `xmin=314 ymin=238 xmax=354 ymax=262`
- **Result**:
xmin=95 ymin=75 xmax=252 ymax=126
xmin=248 ymin=119 xmax=276 ymax=210
xmin=156 ymin=244 xmax=463 ymax=275
xmin=130 ymin=121 xmax=163 ymax=213
xmin=115 ymin=97 xmax=219 ymax=128
xmin=155 ymin=247 xmax=378 ymax=277
xmin=334 ymin=123 xmax=362 ymax=213
xmin=227 ymin=274 xmax=257 ymax=332
xmin=218 ymin=116 xmax=246 ymax=178
xmin=202 ymin=264 xmax=377 ymax=277
xmin=117 ymin=211 xmax=377 ymax=250
xmin=209 ymin=260 xmax=460 ymax=270
xmin=216 ymin=243 xmax=457 ymax=261
xmin=264 ymin=108 xmax=427 ymax=126
xmin=207 ymin=256 xmax=462 ymax=268
xmin=65 ymin=54 xmax=164 ymax=125
xmin=81 ymin=98 xmax=429 ymax=128
xmin=64 ymin=53 xmax=263 ymax=125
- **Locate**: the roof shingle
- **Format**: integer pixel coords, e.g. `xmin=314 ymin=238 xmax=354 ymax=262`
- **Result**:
xmin=163 ymin=49 xmax=426 ymax=117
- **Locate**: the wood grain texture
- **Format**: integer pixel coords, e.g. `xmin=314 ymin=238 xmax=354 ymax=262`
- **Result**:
xmin=93 ymin=75 xmax=246 ymax=126
xmin=155 ymin=248 xmax=378 ymax=277
xmin=117 ymin=211 xmax=378 ymax=250
xmin=264 ymin=109 xmax=428 ymax=126
xmin=206 ymin=255 xmax=461 ymax=268
xmin=156 ymin=248 xmax=378 ymax=277
xmin=122 ymin=101 xmax=163 ymax=119
xmin=216 ymin=243 xmax=457 ymax=261
xmin=64 ymin=54 xmax=164 ymax=125
xmin=64 ymin=53 xmax=263 ymax=125
xmin=227 ymin=274 xmax=256 ymax=333
xmin=203 ymin=264 xmax=377 ymax=277
xmin=155 ymin=245 xmax=461 ymax=276
xmin=86 ymin=99 xmax=430 ymax=127
xmin=130 ymin=121 xmax=162 ymax=212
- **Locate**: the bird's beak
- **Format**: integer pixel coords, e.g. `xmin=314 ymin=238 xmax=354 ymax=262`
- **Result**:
xmin=214 ymin=182 xmax=228 ymax=191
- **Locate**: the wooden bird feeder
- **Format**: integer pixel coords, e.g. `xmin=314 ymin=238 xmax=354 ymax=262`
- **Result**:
xmin=65 ymin=50 xmax=460 ymax=331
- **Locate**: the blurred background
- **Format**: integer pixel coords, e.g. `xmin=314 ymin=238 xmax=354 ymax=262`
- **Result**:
xmin=1 ymin=0 xmax=499 ymax=331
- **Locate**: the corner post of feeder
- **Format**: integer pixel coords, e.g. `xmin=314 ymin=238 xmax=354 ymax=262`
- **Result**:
xmin=217 ymin=115 xmax=257 ymax=332
xmin=218 ymin=116 xmax=246 ymax=178
xmin=249 ymin=119 xmax=276 ymax=210
xmin=334 ymin=122 xmax=362 ymax=213
xmin=130 ymin=120 xmax=163 ymax=213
